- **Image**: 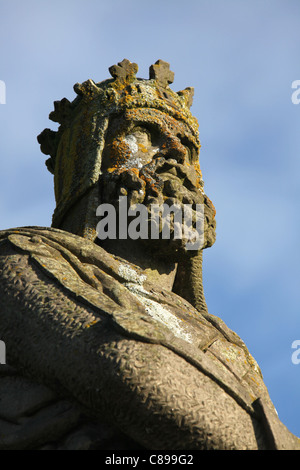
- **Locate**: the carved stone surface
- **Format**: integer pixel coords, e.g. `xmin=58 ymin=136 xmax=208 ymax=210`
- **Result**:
xmin=0 ymin=60 xmax=299 ymax=450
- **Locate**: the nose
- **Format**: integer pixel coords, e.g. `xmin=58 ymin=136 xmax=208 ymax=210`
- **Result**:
xmin=161 ymin=133 xmax=189 ymax=164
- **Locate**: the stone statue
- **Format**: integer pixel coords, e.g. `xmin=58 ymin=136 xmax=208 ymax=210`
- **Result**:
xmin=0 ymin=59 xmax=299 ymax=450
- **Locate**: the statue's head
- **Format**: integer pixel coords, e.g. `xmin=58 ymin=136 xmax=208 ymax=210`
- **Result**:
xmin=38 ymin=59 xmax=216 ymax=260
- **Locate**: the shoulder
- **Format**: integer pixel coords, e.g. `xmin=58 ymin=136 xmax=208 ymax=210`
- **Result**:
xmin=0 ymin=226 xmax=281 ymax=449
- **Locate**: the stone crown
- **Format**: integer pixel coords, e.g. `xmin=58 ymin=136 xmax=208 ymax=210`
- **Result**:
xmin=37 ymin=59 xmax=199 ymax=174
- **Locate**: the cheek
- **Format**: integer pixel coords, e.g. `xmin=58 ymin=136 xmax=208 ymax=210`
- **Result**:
xmin=106 ymin=137 xmax=133 ymax=171
xmin=108 ymin=136 xmax=157 ymax=172
xmin=193 ymin=161 xmax=204 ymax=189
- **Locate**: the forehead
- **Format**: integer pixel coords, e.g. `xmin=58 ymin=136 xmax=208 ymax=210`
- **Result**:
xmin=116 ymin=108 xmax=200 ymax=150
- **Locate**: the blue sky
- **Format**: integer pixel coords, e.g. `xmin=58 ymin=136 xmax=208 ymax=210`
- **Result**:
xmin=0 ymin=0 xmax=300 ymax=439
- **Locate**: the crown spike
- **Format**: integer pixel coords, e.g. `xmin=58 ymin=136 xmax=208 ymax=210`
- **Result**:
xmin=108 ymin=59 xmax=138 ymax=83
xmin=177 ymin=86 xmax=194 ymax=108
xmin=73 ymin=79 xmax=101 ymax=99
xmin=49 ymin=98 xmax=71 ymax=124
xmin=149 ymin=60 xmax=174 ymax=88
xmin=37 ymin=128 xmax=57 ymax=156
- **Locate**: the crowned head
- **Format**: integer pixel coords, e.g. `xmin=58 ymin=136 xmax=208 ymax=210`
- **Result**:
xmin=37 ymin=59 xmax=216 ymax=256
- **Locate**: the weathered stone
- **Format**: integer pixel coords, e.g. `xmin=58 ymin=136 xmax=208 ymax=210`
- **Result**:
xmin=0 ymin=60 xmax=299 ymax=450
xmin=149 ymin=59 xmax=175 ymax=87
xmin=109 ymin=58 xmax=138 ymax=82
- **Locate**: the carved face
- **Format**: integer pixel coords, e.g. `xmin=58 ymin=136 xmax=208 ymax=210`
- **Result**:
xmin=99 ymin=108 xmax=216 ymax=259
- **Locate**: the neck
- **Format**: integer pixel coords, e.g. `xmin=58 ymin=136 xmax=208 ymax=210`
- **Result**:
xmin=99 ymin=238 xmax=177 ymax=292
xmin=99 ymin=238 xmax=208 ymax=314
xmin=173 ymin=250 xmax=208 ymax=314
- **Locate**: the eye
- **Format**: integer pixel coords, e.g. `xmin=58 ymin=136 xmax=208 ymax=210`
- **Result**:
xmin=178 ymin=135 xmax=196 ymax=162
xmin=125 ymin=129 xmax=151 ymax=154
xmin=131 ymin=124 xmax=161 ymax=148
xmin=130 ymin=127 xmax=151 ymax=141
